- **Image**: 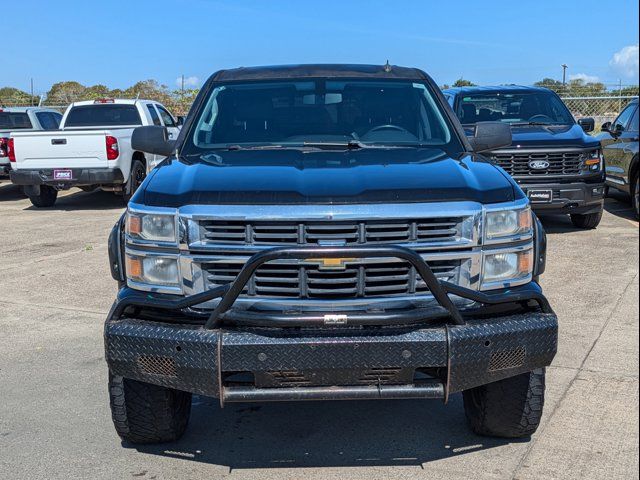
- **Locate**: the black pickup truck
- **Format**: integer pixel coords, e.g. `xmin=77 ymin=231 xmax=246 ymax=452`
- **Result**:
xmin=105 ymin=64 xmax=557 ymax=444
xmin=444 ymin=86 xmax=605 ymax=229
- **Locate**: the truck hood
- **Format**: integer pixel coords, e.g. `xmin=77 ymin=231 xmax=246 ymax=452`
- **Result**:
xmin=507 ymin=124 xmax=599 ymax=149
xmin=139 ymin=148 xmax=519 ymax=207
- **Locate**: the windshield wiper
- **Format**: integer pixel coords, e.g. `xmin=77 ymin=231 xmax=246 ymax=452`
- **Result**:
xmin=511 ymin=121 xmax=558 ymax=126
xmin=301 ymin=140 xmax=369 ymax=150
xmin=223 ymin=144 xmax=288 ymax=151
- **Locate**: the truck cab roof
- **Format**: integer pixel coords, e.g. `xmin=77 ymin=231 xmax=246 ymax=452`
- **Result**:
xmin=69 ymin=99 xmax=156 ymax=108
xmin=209 ymin=63 xmax=430 ymax=82
xmin=443 ymin=85 xmax=554 ymax=96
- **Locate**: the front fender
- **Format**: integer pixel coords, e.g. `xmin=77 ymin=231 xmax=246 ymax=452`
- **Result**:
xmin=108 ymin=213 xmax=126 ymax=285
xmin=533 ymin=213 xmax=546 ymax=278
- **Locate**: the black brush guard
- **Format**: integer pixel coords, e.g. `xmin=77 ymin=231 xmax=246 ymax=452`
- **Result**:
xmin=106 ymin=246 xmax=558 ymax=402
xmin=110 ymin=245 xmax=553 ymax=328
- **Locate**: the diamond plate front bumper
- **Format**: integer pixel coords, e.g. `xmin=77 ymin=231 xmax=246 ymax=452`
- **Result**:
xmin=104 ymin=310 xmax=557 ymax=402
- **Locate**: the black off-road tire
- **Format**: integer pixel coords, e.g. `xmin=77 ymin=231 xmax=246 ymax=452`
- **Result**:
xmin=570 ymin=210 xmax=603 ymax=229
xmin=123 ymin=160 xmax=146 ymax=204
xmin=108 ymin=374 xmax=192 ymax=444
xmin=27 ymin=185 xmax=58 ymax=208
xmin=463 ymin=368 xmax=545 ymax=438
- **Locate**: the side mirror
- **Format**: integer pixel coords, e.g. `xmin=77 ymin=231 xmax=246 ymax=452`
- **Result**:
xmin=467 ymin=121 xmax=512 ymax=153
xmin=176 ymin=116 xmax=186 ymax=127
xmin=577 ymin=117 xmax=595 ymax=133
xmin=601 ymin=121 xmax=612 ymax=132
xmin=132 ymin=125 xmax=175 ymax=156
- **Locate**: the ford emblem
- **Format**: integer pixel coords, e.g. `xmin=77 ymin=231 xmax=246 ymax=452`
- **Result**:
xmin=529 ymin=159 xmax=550 ymax=170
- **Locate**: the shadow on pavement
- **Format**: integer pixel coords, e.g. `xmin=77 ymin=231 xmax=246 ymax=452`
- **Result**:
xmin=537 ymin=214 xmax=582 ymax=234
xmin=603 ymin=191 xmax=637 ymax=222
xmin=24 ymin=188 xmax=125 ymax=211
xmin=0 ymin=180 xmax=26 ymax=201
xmin=131 ymin=394 xmax=518 ymax=469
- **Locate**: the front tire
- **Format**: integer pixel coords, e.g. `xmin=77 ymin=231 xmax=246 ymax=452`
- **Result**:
xmin=27 ymin=185 xmax=58 ymax=208
xmin=108 ymin=374 xmax=192 ymax=444
xmin=463 ymin=368 xmax=545 ymax=438
xmin=123 ymin=160 xmax=146 ymax=204
xmin=570 ymin=210 xmax=603 ymax=229
xmin=631 ymin=171 xmax=639 ymax=220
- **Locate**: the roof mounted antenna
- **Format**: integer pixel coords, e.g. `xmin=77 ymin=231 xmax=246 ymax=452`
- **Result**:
xmin=383 ymin=60 xmax=392 ymax=73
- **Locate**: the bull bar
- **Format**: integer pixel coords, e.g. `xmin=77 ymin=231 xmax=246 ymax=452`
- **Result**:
xmin=105 ymin=245 xmax=558 ymax=403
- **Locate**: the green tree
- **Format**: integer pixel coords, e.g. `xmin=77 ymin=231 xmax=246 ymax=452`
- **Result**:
xmin=124 ymin=80 xmax=172 ymax=104
xmin=0 ymin=87 xmax=36 ymax=105
xmin=84 ymin=84 xmax=111 ymax=100
xmin=45 ymin=81 xmax=86 ymax=105
xmin=534 ymin=78 xmax=563 ymax=93
xmin=453 ymin=78 xmax=476 ymax=87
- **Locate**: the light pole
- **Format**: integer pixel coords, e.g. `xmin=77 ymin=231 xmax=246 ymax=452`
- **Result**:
xmin=561 ymin=64 xmax=568 ymax=86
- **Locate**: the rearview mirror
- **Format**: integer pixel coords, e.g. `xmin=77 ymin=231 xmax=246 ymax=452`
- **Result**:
xmin=467 ymin=121 xmax=512 ymax=153
xmin=601 ymin=121 xmax=611 ymax=132
xmin=577 ymin=117 xmax=595 ymax=133
xmin=132 ymin=125 xmax=175 ymax=156
xmin=176 ymin=116 xmax=186 ymax=127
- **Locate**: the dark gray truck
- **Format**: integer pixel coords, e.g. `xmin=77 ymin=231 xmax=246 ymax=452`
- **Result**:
xmin=105 ymin=64 xmax=557 ymax=444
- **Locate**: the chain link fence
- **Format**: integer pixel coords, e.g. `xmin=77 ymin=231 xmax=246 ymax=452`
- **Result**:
xmin=561 ymin=95 xmax=638 ymax=126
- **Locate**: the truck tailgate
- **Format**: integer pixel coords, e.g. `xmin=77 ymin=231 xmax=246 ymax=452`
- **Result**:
xmin=11 ymin=130 xmax=113 ymax=169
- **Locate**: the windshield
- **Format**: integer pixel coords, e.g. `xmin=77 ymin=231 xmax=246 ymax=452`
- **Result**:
xmin=0 ymin=112 xmax=33 ymax=130
xmin=184 ymin=79 xmax=461 ymax=155
xmin=455 ymin=91 xmax=574 ymax=126
xmin=64 ymin=105 xmax=142 ymax=127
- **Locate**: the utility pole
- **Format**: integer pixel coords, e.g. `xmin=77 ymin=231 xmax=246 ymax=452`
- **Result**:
xmin=618 ymin=79 xmax=623 ymax=113
xmin=30 ymin=78 xmax=34 ymax=106
xmin=561 ymin=64 xmax=568 ymax=86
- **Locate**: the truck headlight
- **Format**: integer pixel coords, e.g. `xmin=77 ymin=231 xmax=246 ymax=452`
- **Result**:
xmin=125 ymin=253 xmax=181 ymax=290
xmin=583 ymin=149 xmax=603 ymax=172
xmin=485 ymin=207 xmax=532 ymax=242
xmin=481 ymin=248 xmax=533 ymax=289
xmin=126 ymin=211 xmax=177 ymax=244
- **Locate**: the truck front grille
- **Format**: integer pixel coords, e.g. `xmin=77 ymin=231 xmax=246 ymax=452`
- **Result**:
xmin=202 ymin=259 xmax=461 ymax=299
xmin=199 ymin=218 xmax=462 ymax=246
xmin=492 ymin=150 xmax=585 ymax=176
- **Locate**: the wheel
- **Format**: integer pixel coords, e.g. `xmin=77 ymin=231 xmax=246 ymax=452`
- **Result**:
xmin=123 ymin=160 xmax=146 ymax=203
xmin=108 ymin=374 xmax=192 ymax=444
xmin=570 ymin=210 xmax=603 ymax=229
xmin=27 ymin=185 xmax=58 ymax=208
xmin=631 ymin=171 xmax=639 ymax=220
xmin=463 ymin=368 xmax=545 ymax=438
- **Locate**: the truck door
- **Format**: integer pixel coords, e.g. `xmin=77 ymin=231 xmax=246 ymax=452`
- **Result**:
xmin=156 ymin=105 xmax=180 ymax=142
xmin=603 ymin=102 xmax=638 ymax=188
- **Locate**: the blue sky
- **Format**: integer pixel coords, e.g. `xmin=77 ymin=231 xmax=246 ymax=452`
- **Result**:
xmin=6 ymin=0 xmax=639 ymax=94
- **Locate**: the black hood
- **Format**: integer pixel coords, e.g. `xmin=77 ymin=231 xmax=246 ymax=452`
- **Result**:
xmin=138 ymin=148 xmax=519 ymax=207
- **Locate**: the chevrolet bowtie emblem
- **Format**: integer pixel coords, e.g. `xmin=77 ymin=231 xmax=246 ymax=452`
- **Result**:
xmin=304 ymin=257 xmax=357 ymax=270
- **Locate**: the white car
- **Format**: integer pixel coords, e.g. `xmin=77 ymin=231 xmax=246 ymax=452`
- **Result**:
xmin=8 ymin=99 xmax=180 ymax=207
xmin=1 ymin=107 xmax=63 ymax=175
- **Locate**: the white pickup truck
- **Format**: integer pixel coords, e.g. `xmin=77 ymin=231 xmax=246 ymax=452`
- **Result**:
xmin=1 ymin=107 xmax=63 ymax=175
xmin=9 ymin=99 xmax=180 ymax=207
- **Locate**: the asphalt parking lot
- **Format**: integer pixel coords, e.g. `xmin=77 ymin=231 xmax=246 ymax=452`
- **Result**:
xmin=0 ymin=179 xmax=637 ymax=480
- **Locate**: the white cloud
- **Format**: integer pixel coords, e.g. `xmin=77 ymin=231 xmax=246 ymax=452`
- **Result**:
xmin=569 ymin=73 xmax=600 ymax=83
xmin=609 ymin=45 xmax=639 ymax=79
xmin=175 ymin=76 xmax=200 ymax=88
